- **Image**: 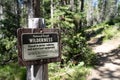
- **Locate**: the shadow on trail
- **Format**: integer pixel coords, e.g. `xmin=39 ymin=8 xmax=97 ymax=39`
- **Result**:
xmin=86 ymin=27 xmax=104 ymax=41
xmin=96 ymin=47 xmax=120 ymax=66
xmin=91 ymin=47 xmax=120 ymax=80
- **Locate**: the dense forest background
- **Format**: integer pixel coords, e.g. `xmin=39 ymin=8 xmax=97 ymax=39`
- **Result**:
xmin=0 ymin=0 xmax=120 ymax=80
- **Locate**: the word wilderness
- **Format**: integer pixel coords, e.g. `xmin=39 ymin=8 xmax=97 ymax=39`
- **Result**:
xmin=22 ymin=33 xmax=59 ymax=61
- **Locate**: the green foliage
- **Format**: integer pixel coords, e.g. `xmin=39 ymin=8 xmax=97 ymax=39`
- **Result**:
xmin=0 ymin=0 xmax=19 ymax=65
xmin=49 ymin=62 xmax=90 ymax=80
xmin=46 ymin=4 xmax=96 ymax=65
xmin=0 ymin=37 xmax=17 ymax=64
xmin=0 ymin=63 xmax=26 ymax=80
xmin=47 ymin=5 xmax=75 ymax=28
xmin=65 ymin=64 xmax=89 ymax=80
xmin=89 ymin=23 xmax=120 ymax=41
xmin=103 ymin=25 xmax=120 ymax=41
xmin=47 ymin=4 xmax=95 ymax=77
xmin=62 ymin=32 xmax=96 ymax=65
xmin=0 ymin=1 xmax=19 ymax=37
xmin=106 ymin=16 xmax=120 ymax=25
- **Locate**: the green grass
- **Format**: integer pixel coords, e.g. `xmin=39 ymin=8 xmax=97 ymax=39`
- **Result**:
xmin=102 ymin=26 xmax=120 ymax=41
xmin=49 ymin=62 xmax=90 ymax=80
xmin=86 ymin=23 xmax=120 ymax=42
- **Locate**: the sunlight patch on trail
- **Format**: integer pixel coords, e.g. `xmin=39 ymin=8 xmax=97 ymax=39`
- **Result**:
xmin=93 ymin=38 xmax=120 ymax=53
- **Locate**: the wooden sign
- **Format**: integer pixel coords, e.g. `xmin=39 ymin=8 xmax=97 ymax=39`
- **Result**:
xmin=17 ymin=28 xmax=61 ymax=66
xmin=22 ymin=33 xmax=59 ymax=61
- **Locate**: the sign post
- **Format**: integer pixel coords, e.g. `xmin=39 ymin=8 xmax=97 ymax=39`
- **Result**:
xmin=28 ymin=18 xmax=48 ymax=80
xmin=27 ymin=0 xmax=48 ymax=79
xmin=17 ymin=1 xmax=61 ymax=80
xmin=17 ymin=28 xmax=61 ymax=80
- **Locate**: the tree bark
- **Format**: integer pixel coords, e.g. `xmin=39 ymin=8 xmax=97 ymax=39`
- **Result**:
xmin=51 ymin=0 xmax=54 ymax=28
xmin=32 ymin=0 xmax=40 ymax=17
xmin=98 ymin=0 xmax=107 ymax=23
xmin=79 ymin=0 xmax=84 ymax=31
xmin=16 ymin=0 xmax=21 ymax=28
xmin=80 ymin=0 xmax=84 ymax=12
xmin=86 ymin=0 xmax=93 ymax=26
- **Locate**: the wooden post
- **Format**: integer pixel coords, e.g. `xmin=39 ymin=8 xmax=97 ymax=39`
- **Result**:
xmin=27 ymin=0 xmax=48 ymax=80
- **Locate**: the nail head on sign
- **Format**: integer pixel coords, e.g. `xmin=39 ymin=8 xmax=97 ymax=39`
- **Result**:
xmin=40 ymin=29 xmax=43 ymax=33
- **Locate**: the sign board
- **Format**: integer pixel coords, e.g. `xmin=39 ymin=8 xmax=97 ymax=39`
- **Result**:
xmin=17 ymin=28 xmax=61 ymax=66
xmin=22 ymin=33 xmax=59 ymax=61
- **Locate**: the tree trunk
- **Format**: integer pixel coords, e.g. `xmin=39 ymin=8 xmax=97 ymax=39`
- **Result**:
xmin=16 ymin=0 xmax=21 ymax=28
xmin=70 ymin=0 xmax=74 ymax=11
xmin=80 ymin=0 xmax=84 ymax=12
xmin=79 ymin=0 xmax=84 ymax=31
xmin=0 ymin=0 xmax=3 ymax=20
xmin=86 ymin=0 xmax=93 ymax=26
xmin=51 ymin=0 xmax=54 ymax=28
xmin=107 ymin=0 xmax=118 ymax=21
xmin=98 ymin=0 xmax=107 ymax=23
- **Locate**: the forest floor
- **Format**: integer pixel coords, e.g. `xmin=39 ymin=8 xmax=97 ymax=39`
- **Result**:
xmin=87 ymin=37 xmax=120 ymax=80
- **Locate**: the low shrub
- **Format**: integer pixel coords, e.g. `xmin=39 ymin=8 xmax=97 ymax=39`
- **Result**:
xmin=0 ymin=63 xmax=26 ymax=80
xmin=49 ymin=62 xmax=90 ymax=80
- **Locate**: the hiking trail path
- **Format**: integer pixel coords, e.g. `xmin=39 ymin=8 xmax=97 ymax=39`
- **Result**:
xmin=87 ymin=37 xmax=120 ymax=80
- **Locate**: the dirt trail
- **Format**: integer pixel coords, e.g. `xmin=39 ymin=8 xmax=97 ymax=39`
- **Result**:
xmin=87 ymin=38 xmax=120 ymax=80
